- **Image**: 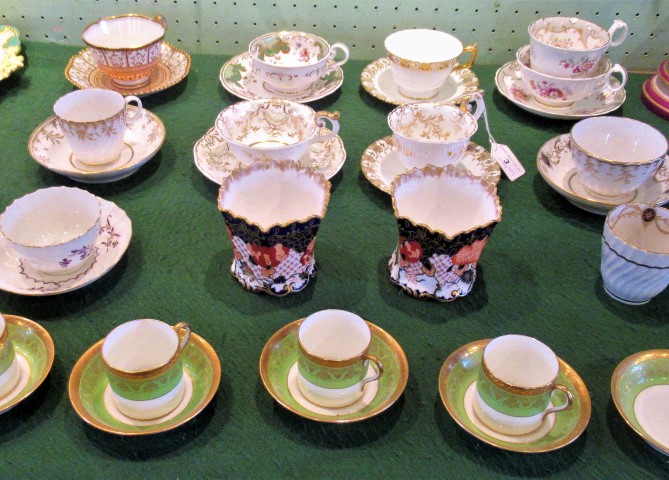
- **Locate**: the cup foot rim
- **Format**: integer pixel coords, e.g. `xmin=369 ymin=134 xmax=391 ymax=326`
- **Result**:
xmin=603 ymin=283 xmax=651 ymax=305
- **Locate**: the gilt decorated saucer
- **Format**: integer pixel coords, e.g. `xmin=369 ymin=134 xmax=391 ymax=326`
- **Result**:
xmin=0 ymin=25 xmax=24 ymax=80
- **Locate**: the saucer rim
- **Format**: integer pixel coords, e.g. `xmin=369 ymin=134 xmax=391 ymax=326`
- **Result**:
xmin=0 ymin=314 xmax=55 ymax=414
xmin=68 ymin=332 xmax=221 ymax=436
xmin=219 ymin=52 xmax=344 ymax=103
xmin=438 ymin=339 xmax=591 ymax=453
xmin=259 ymin=318 xmax=409 ymax=423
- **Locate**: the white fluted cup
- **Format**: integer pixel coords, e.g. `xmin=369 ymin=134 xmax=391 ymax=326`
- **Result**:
xmin=0 ymin=314 xmax=20 ymax=399
xmin=601 ymin=203 xmax=669 ymax=305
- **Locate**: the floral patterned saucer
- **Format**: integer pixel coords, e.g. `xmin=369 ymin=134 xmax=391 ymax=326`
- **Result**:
xmin=28 ymin=107 xmax=165 ymax=184
xmin=495 ymin=60 xmax=626 ymax=119
xmin=537 ymin=134 xmax=669 ymax=215
xmin=0 ymin=199 xmax=131 ymax=296
xmin=361 ymin=136 xmax=500 ymax=194
xmin=259 ymin=318 xmax=408 ymax=423
xmin=220 ymin=52 xmax=344 ymax=103
xmin=65 ymin=42 xmax=191 ymax=97
xmin=0 ymin=25 xmax=24 ymax=80
xmin=439 ymin=339 xmax=591 ymax=453
xmin=194 ymin=126 xmax=346 ymax=184
xmin=69 ymin=333 xmax=220 ymax=435
xmin=0 ymin=315 xmax=54 ymax=414
xmin=361 ymin=58 xmax=481 ymax=106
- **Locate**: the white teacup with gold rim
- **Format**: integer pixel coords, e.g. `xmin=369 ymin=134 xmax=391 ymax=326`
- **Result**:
xmin=384 ymin=29 xmax=477 ymax=100
xmin=215 ymin=99 xmax=340 ymax=166
xmin=297 ymin=310 xmax=384 ymax=408
xmin=249 ymin=31 xmax=349 ymax=94
xmin=0 ymin=313 xmax=20 ymax=399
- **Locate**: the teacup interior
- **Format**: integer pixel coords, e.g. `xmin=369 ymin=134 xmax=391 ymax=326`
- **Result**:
xmin=610 ymin=205 xmax=669 ymax=254
xmin=530 ymin=17 xmax=609 ymax=49
xmin=388 ymin=104 xmax=477 ymax=143
xmin=54 ymin=89 xmax=125 ymax=122
xmin=251 ymin=33 xmax=328 ymax=66
xmin=83 ymin=16 xmax=165 ymax=49
xmin=484 ymin=335 xmax=558 ymax=388
xmin=102 ymin=319 xmax=178 ymax=372
xmin=385 ymin=29 xmax=462 ymax=63
xmin=299 ymin=310 xmax=370 ymax=360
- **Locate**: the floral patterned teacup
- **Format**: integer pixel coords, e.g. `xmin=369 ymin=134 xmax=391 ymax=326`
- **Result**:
xmin=389 ymin=165 xmax=501 ymax=302
xmin=0 ymin=187 xmax=100 ymax=275
xmin=0 ymin=313 xmax=20 ymax=399
xmin=218 ymin=161 xmax=331 ymax=296
xmin=249 ymin=31 xmax=349 ymax=94
xmin=82 ymin=14 xmax=167 ymax=87
xmin=529 ymin=17 xmax=627 ymax=78
xmin=516 ymin=45 xmax=627 ymax=108
xmin=53 ymin=88 xmax=143 ymax=166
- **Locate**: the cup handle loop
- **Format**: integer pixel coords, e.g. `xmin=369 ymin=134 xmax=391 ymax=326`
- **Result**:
xmin=607 ymin=64 xmax=628 ymax=93
xmin=360 ymin=353 xmax=384 ymax=386
xmin=154 ymin=15 xmax=168 ymax=32
xmin=453 ymin=43 xmax=478 ymax=71
xmin=459 ymin=92 xmax=485 ymax=121
xmin=173 ymin=322 xmax=191 ymax=352
xmin=608 ymin=19 xmax=628 ymax=47
xmin=311 ymin=111 xmax=340 ymax=144
xmin=124 ymin=95 xmax=143 ymax=123
xmin=326 ymin=43 xmax=349 ymax=71
xmin=541 ymin=384 xmax=574 ymax=419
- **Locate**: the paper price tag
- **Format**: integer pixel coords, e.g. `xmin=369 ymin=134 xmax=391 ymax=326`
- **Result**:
xmin=491 ymin=142 xmax=525 ymax=181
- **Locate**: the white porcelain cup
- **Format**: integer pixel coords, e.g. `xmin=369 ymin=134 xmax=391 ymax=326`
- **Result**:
xmin=388 ymin=94 xmax=484 ymax=170
xmin=54 ymin=89 xmax=142 ymax=166
xmin=101 ymin=319 xmax=191 ymax=420
xmin=601 ymin=203 xmax=669 ymax=305
xmin=0 ymin=314 xmax=20 ymax=400
xmin=385 ymin=29 xmax=477 ymax=100
xmin=0 ymin=187 xmax=101 ymax=275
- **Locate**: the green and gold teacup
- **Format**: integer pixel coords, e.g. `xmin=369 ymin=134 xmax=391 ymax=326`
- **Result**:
xmin=297 ymin=310 xmax=384 ymax=408
xmin=101 ymin=319 xmax=191 ymax=420
xmin=474 ymin=335 xmax=573 ymax=435
xmin=0 ymin=313 xmax=20 ymax=399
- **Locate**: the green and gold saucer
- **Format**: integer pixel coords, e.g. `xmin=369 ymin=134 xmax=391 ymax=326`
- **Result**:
xmin=0 ymin=315 xmax=54 ymax=414
xmin=438 ymin=339 xmax=591 ymax=453
xmin=69 ymin=333 xmax=220 ymax=435
xmin=612 ymin=349 xmax=669 ymax=455
xmin=259 ymin=319 xmax=408 ymax=423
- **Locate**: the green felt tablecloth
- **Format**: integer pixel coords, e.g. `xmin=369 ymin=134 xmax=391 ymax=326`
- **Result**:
xmin=1 ymin=41 xmax=668 ymax=479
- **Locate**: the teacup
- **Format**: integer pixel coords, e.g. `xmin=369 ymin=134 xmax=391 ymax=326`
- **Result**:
xmin=53 ymin=89 xmax=143 ymax=166
xmin=516 ymin=45 xmax=627 ymax=107
xmin=82 ymin=14 xmax=167 ymax=87
xmin=0 ymin=187 xmax=100 ymax=275
xmin=249 ymin=31 xmax=349 ymax=94
xmin=297 ymin=310 xmax=384 ymax=408
xmin=389 ymin=165 xmax=501 ymax=302
xmin=101 ymin=319 xmax=191 ymax=420
xmin=215 ymin=99 xmax=340 ymax=166
xmin=384 ymin=29 xmax=477 ymax=100
xmin=218 ymin=161 xmax=331 ymax=296
xmin=0 ymin=314 xmax=20 ymax=399
xmin=570 ymin=117 xmax=668 ymax=197
xmin=474 ymin=335 xmax=573 ymax=435
xmin=601 ymin=203 xmax=669 ymax=305
xmin=387 ymin=94 xmax=484 ymax=170
xmin=529 ymin=17 xmax=627 ymax=78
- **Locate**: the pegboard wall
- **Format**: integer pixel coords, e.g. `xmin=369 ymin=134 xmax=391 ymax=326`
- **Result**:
xmin=3 ymin=0 xmax=668 ymax=70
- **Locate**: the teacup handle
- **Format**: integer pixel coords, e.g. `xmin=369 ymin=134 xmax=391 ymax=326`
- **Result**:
xmin=173 ymin=322 xmax=191 ymax=352
xmin=453 ymin=43 xmax=478 ymax=72
xmin=310 ymin=111 xmax=340 ymax=144
xmin=124 ymin=95 xmax=143 ymax=123
xmin=325 ymin=42 xmax=349 ymax=72
xmin=360 ymin=353 xmax=384 ymax=386
xmin=604 ymin=64 xmax=628 ymax=93
xmin=541 ymin=384 xmax=573 ymax=419
xmin=459 ymin=92 xmax=485 ymax=121
xmin=608 ymin=19 xmax=628 ymax=47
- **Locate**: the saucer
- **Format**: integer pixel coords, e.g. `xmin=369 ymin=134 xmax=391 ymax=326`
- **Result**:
xmin=495 ymin=60 xmax=626 ymax=119
xmin=0 ymin=25 xmax=23 ymax=80
xmin=438 ymin=339 xmax=591 ymax=453
xmin=65 ymin=42 xmax=191 ymax=97
xmin=259 ymin=318 xmax=408 ymax=423
xmin=220 ymin=52 xmax=344 ymax=103
xmin=0 ymin=315 xmax=55 ymax=414
xmin=28 ymin=107 xmax=165 ymax=184
xmin=194 ymin=126 xmax=346 ymax=184
xmin=537 ymin=134 xmax=669 ymax=215
xmin=361 ymin=136 xmax=501 ymax=194
xmin=612 ymin=350 xmax=669 ymax=455
xmin=0 ymin=198 xmax=132 ymax=296
xmin=68 ymin=332 xmax=220 ymax=435
xmin=361 ymin=58 xmax=481 ymax=106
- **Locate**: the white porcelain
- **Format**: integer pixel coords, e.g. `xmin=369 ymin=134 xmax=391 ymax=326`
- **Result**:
xmin=387 ymin=95 xmax=484 ymax=169
xmin=53 ymin=89 xmax=143 ymax=166
xmin=517 ymin=45 xmax=627 ymax=108
xmin=215 ymin=99 xmax=339 ymax=166
xmin=0 ymin=187 xmax=100 ymax=275
xmin=384 ymin=29 xmax=477 ymax=100
xmin=0 ymin=314 xmax=19 ymax=399
xmin=249 ymin=31 xmax=348 ymax=94
xmin=570 ymin=117 xmax=668 ymax=197
xmin=529 ymin=17 xmax=627 ymax=77
xmin=601 ymin=203 xmax=669 ymax=305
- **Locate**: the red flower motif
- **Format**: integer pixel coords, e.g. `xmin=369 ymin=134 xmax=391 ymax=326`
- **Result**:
xmin=301 ymin=239 xmax=316 ymax=265
xmin=247 ymin=243 xmax=290 ymax=276
xmin=398 ymin=237 xmax=423 ymax=267
xmin=451 ymin=238 xmax=488 ymax=266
